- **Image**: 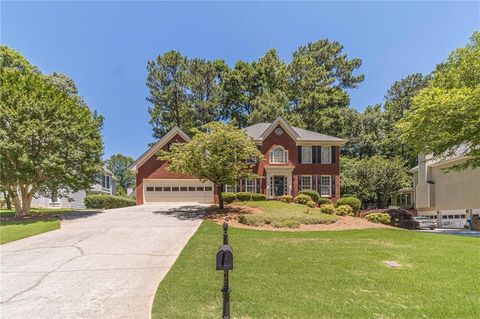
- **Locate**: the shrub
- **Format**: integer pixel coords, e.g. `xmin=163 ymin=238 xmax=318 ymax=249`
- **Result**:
xmin=298 ymin=190 xmax=320 ymax=203
xmin=236 ymin=192 xmax=252 ymax=201
xmin=222 ymin=192 xmax=236 ymax=204
xmin=335 ymin=205 xmax=354 ymax=216
xmin=317 ymin=197 xmax=333 ymax=206
xmin=319 ymin=204 xmax=336 ymax=215
xmin=238 ymin=214 xmax=267 ymax=226
xmin=251 ymin=193 xmax=267 ymax=201
xmin=336 ymin=197 xmax=361 ymax=213
xmin=365 ymin=212 xmax=391 ymax=225
xmin=306 ymin=200 xmax=316 ymax=208
xmin=271 ymin=219 xmax=301 ymax=228
xmin=279 ymin=195 xmax=294 ymax=203
xmin=294 ymin=194 xmax=311 ymax=205
xmin=85 ymin=194 xmax=135 ymax=209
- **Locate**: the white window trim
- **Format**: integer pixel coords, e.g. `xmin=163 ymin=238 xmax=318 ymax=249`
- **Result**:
xmin=302 ymin=146 xmax=312 ymax=164
xmin=300 ymin=175 xmax=312 ymax=190
xmin=269 ymin=146 xmax=288 ymax=164
xmin=321 ymin=146 xmax=331 ymax=164
xmin=320 ymin=175 xmax=331 ymax=197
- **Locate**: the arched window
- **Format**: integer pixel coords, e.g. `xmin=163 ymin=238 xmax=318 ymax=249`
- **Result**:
xmin=270 ymin=146 xmax=287 ymax=164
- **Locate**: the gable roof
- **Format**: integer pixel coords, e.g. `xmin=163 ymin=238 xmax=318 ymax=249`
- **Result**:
xmin=243 ymin=116 xmax=347 ymax=144
xmin=128 ymin=126 xmax=191 ymax=173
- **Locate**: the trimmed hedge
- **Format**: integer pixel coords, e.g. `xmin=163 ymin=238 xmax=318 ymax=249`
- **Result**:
xmin=317 ymin=197 xmax=333 ymax=206
xmin=319 ymin=204 xmax=336 ymax=215
xmin=236 ymin=192 xmax=252 ymax=201
xmin=222 ymin=192 xmax=236 ymax=204
xmin=85 ymin=194 xmax=135 ymax=209
xmin=252 ymin=193 xmax=267 ymax=201
xmin=294 ymin=194 xmax=311 ymax=205
xmin=306 ymin=200 xmax=316 ymax=208
xmin=336 ymin=197 xmax=361 ymax=213
xmin=365 ymin=212 xmax=391 ymax=225
xmin=279 ymin=195 xmax=294 ymax=203
xmin=298 ymin=190 xmax=320 ymax=203
xmin=335 ymin=205 xmax=354 ymax=216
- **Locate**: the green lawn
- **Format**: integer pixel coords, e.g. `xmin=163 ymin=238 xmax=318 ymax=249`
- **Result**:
xmin=236 ymin=201 xmax=337 ymax=228
xmin=0 ymin=219 xmax=60 ymax=244
xmin=0 ymin=207 xmax=77 ymax=218
xmin=152 ymin=221 xmax=480 ymax=319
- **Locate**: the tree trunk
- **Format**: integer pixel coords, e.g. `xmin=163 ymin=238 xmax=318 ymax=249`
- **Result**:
xmin=1 ymin=190 xmax=11 ymax=210
xmin=9 ymin=184 xmax=34 ymax=216
xmin=217 ymin=184 xmax=224 ymax=210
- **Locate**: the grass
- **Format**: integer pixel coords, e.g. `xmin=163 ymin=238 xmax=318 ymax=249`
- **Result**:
xmin=152 ymin=221 xmax=480 ymax=318
xmin=236 ymin=201 xmax=337 ymax=228
xmin=0 ymin=219 xmax=60 ymax=244
xmin=0 ymin=207 xmax=77 ymax=218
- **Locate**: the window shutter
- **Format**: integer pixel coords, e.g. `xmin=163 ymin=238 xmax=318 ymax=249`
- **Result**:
xmin=312 ymin=146 xmax=317 ymax=163
xmin=298 ymin=175 xmax=303 ymax=191
xmin=331 ymin=175 xmax=336 ymax=197
xmin=318 ymin=147 xmax=322 ymax=164
xmin=298 ymin=146 xmax=302 ymax=164
xmin=312 ymin=175 xmax=316 ymax=191
xmin=256 ymin=179 xmax=260 ymax=193
xmin=332 ymin=146 xmax=336 ymax=164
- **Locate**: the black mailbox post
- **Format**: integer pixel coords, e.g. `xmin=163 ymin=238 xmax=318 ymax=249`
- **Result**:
xmin=216 ymin=222 xmax=233 ymax=319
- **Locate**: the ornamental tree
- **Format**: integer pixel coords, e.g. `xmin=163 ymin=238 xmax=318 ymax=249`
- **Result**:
xmin=0 ymin=46 xmax=104 ymax=215
xmin=158 ymin=122 xmax=263 ymax=209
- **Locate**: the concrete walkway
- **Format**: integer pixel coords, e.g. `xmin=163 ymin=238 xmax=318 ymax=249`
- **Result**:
xmin=0 ymin=204 xmax=207 ymax=319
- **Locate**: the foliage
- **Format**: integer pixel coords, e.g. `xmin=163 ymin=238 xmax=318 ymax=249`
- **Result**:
xmin=306 ymin=200 xmax=316 ymax=208
xmin=336 ymin=196 xmax=362 ymax=213
xmin=335 ymin=205 xmax=354 ymax=216
xmin=279 ymin=194 xmax=294 ymax=203
xmin=317 ymin=197 xmax=333 ymax=206
xmin=341 ymin=156 xmax=409 ymax=207
xmin=236 ymin=192 xmax=252 ymax=201
xmin=298 ymin=189 xmax=321 ymax=203
xmin=0 ymin=46 xmax=104 ymax=216
xmin=222 ymin=192 xmax=236 ymax=204
xmin=237 ymin=201 xmax=336 ymax=228
xmin=365 ymin=212 xmax=391 ymax=225
xmin=146 ymin=50 xmax=228 ymax=138
xmin=294 ymin=194 xmax=312 ymax=205
xmin=319 ymin=204 xmax=336 ymax=215
xmin=158 ymin=122 xmax=263 ymax=209
xmin=399 ymin=31 xmax=480 ymax=169
xmin=106 ymin=154 xmax=135 ymax=195
xmin=84 ymin=194 xmax=135 ymax=209
xmin=251 ymin=193 xmax=267 ymax=201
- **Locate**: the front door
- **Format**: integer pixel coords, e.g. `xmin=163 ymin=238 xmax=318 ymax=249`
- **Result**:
xmin=274 ymin=176 xmax=285 ymax=197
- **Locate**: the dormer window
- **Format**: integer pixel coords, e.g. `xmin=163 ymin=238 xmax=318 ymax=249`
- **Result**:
xmin=270 ymin=146 xmax=288 ymax=164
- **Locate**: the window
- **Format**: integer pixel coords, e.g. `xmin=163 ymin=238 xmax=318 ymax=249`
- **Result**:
xmin=205 ymin=186 xmax=212 ymax=191
xmin=164 ymin=187 xmax=171 ymax=191
xmin=225 ymin=184 xmax=238 ymax=193
xmin=321 ymin=147 xmax=331 ymax=164
xmin=102 ymin=175 xmax=111 ymax=189
xmin=300 ymin=176 xmax=312 ymax=190
xmin=172 ymin=187 xmax=179 ymax=191
xmin=154 ymin=187 xmax=162 ymax=191
xmin=270 ymin=146 xmax=287 ymax=164
xmin=180 ymin=187 xmax=188 ymax=191
xmin=50 ymin=194 xmax=59 ymax=203
xmin=196 ymin=187 xmax=204 ymax=191
xmin=320 ymin=176 xmax=331 ymax=196
xmin=188 ymin=187 xmax=196 ymax=191
xmin=302 ymin=146 xmax=312 ymax=164
xmin=244 ymin=178 xmax=257 ymax=193
xmin=146 ymin=187 xmax=154 ymax=191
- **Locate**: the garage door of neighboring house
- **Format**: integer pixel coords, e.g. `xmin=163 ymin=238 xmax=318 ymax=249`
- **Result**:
xmin=439 ymin=210 xmax=468 ymax=229
xmin=143 ymin=179 xmax=214 ymax=204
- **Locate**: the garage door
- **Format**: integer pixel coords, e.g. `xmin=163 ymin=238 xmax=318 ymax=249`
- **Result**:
xmin=144 ymin=179 xmax=214 ymax=204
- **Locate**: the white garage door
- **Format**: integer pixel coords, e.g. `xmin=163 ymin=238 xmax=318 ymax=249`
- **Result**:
xmin=144 ymin=179 xmax=214 ymax=204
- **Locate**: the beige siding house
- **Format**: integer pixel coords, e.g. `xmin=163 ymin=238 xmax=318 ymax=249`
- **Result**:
xmin=411 ymin=151 xmax=480 ymax=228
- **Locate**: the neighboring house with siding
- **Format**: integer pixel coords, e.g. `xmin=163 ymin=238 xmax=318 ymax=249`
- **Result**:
xmin=410 ymin=148 xmax=480 ymax=228
xmin=129 ymin=116 xmax=347 ymax=205
xmin=31 ymin=167 xmax=117 ymax=209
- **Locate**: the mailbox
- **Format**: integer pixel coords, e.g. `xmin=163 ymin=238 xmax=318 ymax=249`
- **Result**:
xmin=216 ymin=244 xmax=234 ymax=270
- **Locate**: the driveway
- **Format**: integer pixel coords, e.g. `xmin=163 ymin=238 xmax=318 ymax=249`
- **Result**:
xmin=416 ymin=228 xmax=480 ymax=238
xmin=0 ymin=203 xmax=208 ymax=319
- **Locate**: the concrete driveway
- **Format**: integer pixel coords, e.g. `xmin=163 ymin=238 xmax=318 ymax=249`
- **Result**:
xmin=0 ymin=203 xmax=208 ymax=319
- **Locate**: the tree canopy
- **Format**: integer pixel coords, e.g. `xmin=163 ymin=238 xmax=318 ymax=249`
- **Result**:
xmin=398 ymin=31 xmax=480 ymax=169
xmin=158 ymin=122 xmax=263 ymax=208
xmin=0 ymin=46 xmax=104 ymax=215
xmin=106 ymin=154 xmax=135 ymax=195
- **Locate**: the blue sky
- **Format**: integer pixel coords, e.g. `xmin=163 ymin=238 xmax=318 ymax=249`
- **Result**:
xmin=2 ymin=1 xmax=479 ymax=159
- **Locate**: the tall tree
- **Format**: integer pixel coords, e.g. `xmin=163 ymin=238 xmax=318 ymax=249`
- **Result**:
xmin=147 ymin=51 xmax=227 ymax=139
xmin=0 ymin=46 xmax=104 ymax=215
xmin=106 ymin=154 xmax=135 ymax=196
xmin=158 ymin=122 xmax=263 ymax=209
xmin=289 ymin=39 xmax=364 ymax=129
xmin=399 ymin=31 xmax=480 ymax=169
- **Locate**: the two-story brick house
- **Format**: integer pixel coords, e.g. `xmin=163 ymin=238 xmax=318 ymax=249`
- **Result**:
xmin=129 ymin=116 xmax=346 ymax=205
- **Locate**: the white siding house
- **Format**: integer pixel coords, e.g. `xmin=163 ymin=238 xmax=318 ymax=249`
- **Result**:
xmin=31 ymin=167 xmax=117 ymax=209
xmin=411 ymin=151 xmax=480 ymax=228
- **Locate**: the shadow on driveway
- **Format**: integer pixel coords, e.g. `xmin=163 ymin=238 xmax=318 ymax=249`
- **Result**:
xmin=60 ymin=210 xmax=102 ymax=221
xmin=417 ymin=228 xmax=480 ymax=238
xmin=152 ymin=205 xmax=213 ymax=220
